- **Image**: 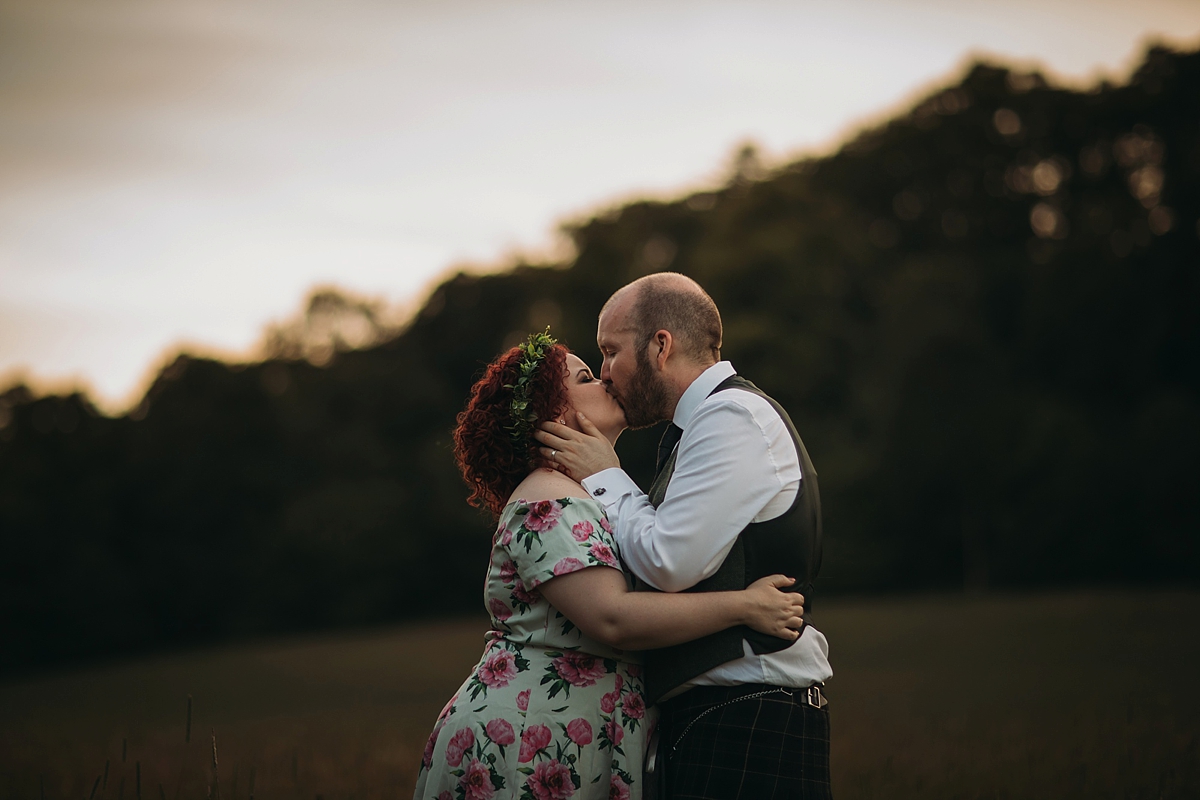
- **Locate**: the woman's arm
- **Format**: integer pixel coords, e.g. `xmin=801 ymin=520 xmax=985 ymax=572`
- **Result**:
xmin=537 ymin=566 xmax=804 ymax=651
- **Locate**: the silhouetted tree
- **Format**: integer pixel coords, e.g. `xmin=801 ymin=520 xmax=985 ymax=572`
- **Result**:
xmin=2 ymin=45 xmax=1198 ymax=673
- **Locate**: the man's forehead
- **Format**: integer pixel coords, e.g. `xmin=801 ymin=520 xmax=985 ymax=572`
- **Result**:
xmin=598 ymin=292 xmax=636 ymax=338
xmin=597 ymin=311 xmax=636 ymax=345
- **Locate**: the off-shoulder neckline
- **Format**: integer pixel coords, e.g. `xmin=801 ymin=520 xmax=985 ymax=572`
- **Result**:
xmin=501 ymin=495 xmax=603 ymax=511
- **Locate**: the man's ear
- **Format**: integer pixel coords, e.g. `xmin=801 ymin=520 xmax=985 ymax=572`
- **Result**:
xmin=653 ymin=330 xmax=674 ymax=370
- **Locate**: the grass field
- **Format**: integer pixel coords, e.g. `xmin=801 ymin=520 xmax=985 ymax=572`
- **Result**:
xmin=2 ymin=591 xmax=1197 ymax=799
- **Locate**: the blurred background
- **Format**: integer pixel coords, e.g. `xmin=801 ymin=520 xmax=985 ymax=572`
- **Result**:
xmin=3 ymin=1 xmax=1199 ymax=798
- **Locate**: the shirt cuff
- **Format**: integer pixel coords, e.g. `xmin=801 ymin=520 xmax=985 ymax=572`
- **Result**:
xmin=580 ymin=467 xmax=640 ymax=508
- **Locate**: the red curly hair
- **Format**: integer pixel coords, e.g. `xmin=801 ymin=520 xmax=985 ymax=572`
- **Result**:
xmin=454 ymin=343 xmax=572 ymax=516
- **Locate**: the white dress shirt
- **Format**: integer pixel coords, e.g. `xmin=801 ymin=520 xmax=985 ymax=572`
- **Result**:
xmin=582 ymin=362 xmax=833 ymax=698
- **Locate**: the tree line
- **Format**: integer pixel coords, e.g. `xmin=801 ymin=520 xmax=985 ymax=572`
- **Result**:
xmin=2 ymin=46 xmax=1198 ymax=673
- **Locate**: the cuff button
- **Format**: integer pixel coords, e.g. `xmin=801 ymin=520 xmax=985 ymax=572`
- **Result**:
xmin=593 ymin=487 xmax=606 ymax=496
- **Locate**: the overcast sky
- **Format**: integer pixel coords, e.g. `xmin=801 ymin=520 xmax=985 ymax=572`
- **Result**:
xmin=2 ymin=0 xmax=1198 ymax=409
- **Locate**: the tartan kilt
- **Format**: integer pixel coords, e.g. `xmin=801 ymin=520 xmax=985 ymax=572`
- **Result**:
xmin=655 ymin=683 xmax=832 ymax=800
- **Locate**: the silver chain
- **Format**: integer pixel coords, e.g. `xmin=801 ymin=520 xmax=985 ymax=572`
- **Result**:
xmin=670 ymin=688 xmax=792 ymax=755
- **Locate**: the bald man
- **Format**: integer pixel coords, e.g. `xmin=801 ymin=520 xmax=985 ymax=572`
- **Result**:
xmin=536 ymin=273 xmax=833 ymax=800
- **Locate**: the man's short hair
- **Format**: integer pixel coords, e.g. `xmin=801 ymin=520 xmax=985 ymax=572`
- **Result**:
xmin=617 ymin=273 xmax=722 ymax=363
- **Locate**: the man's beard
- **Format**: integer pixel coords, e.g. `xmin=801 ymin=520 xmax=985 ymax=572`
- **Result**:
xmin=617 ymin=348 xmax=673 ymax=430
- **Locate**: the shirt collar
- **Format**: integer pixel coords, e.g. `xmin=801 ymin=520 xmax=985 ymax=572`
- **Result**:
xmin=673 ymin=361 xmax=737 ymax=430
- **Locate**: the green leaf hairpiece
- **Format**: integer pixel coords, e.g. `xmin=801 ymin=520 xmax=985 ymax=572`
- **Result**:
xmin=504 ymin=327 xmax=558 ymax=452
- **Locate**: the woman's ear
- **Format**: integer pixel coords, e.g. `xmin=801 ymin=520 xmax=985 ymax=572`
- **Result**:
xmin=561 ymin=408 xmax=582 ymax=432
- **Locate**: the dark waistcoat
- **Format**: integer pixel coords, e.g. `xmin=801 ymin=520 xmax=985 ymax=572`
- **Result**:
xmin=641 ymin=375 xmax=822 ymax=704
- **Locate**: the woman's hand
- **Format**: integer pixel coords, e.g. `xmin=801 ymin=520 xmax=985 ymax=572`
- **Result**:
xmin=538 ymin=566 xmax=807 ymax=652
xmin=742 ymin=575 xmax=806 ymax=640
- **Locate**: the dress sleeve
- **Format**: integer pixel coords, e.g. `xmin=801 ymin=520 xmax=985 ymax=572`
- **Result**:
xmin=503 ymin=497 xmax=621 ymax=589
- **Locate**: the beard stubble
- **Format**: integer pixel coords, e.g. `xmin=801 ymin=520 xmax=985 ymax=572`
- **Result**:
xmin=617 ymin=347 xmax=673 ymax=430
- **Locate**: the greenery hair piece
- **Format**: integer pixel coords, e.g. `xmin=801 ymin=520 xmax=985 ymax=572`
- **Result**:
xmin=505 ymin=327 xmax=558 ymax=449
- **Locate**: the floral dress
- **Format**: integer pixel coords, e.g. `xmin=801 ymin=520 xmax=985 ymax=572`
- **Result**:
xmin=414 ymin=497 xmax=653 ymax=800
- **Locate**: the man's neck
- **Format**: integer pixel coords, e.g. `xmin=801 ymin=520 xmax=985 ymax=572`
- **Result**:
xmin=664 ymin=359 xmax=719 ymax=424
xmin=668 ymin=360 xmax=715 ymax=398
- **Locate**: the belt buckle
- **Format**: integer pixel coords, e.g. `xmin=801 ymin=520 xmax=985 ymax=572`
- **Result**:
xmin=805 ymin=684 xmax=827 ymax=709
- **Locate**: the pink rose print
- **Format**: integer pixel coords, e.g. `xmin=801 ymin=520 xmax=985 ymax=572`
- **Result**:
xmin=488 ymin=598 xmax=512 ymax=622
xmin=459 ymin=759 xmax=495 ymax=800
xmin=525 ymin=759 xmax=576 ymax=800
xmin=599 ymin=517 xmax=614 ymax=535
xmin=622 ymin=692 xmax=646 ymax=720
xmin=445 ymin=727 xmax=475 ymax=767
xmin=438 ymin=692 xmax=460 ymax=722
xmin=524 ymin=499 xmax=564 ymax=532
xmin=588 ymin=542 xmax=618 ymax=567
xmin=485 ymin=718 xmax=515 ymax=746
xmin=518 ymin=723 xmax=553 ymax=763
xmin=601 ymin=673 xmax=624 ymax=712
xmin=499 ymin=528 xmax=513 ymax=546
xmin=604 ymin=718 xmax=624 ymax=747
xmin=499 ymin=560 xmax=519 ymax=582
xmin=512 ymin=580 xmax=540 ymax=605
xmin=552 ymin=557 xmax=586 ymax=576
xmin=552 ymin=651 xmax=607 ymax=687
xmin=565 ymin=717 xmax=593 ymax=746
xmin=479 ymin=650 xmax=518 ymax=688
xmin=609 ymin=774 xmax=630 ymax=800
xmin=626 ymin=665 xmax=642 ymax=678
xmin=517 ymin=689 xmax=531 ymax=711
xmin=421 ymin=721 xmax=443 ymax=768
xmin=438 ymin=793 xmax=453 ymax=800
xmin=570 ymin=520 xmax=594 ymax=542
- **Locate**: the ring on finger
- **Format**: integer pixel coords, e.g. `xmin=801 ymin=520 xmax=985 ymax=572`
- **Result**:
xmin=550 ymin=449 xmax=558 ymax=460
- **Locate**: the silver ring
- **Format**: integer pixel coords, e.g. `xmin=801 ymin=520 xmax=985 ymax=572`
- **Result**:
xmin=551 ymin=449 xmax=558 ymax=459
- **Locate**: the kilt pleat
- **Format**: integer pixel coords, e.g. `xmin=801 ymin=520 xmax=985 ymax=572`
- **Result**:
xmin=657 ymin=684 xmax=832 ymax=800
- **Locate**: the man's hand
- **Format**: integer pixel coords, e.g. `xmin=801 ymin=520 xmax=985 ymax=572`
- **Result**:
xmin=534 ymin=413 xmax=620 ymax=482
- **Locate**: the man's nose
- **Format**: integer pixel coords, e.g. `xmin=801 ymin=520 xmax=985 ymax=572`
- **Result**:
xmin=599 ymin=358 xmax=611 ymax=383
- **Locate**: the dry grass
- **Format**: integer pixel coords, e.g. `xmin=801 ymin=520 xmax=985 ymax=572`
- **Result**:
xmin=821 ymin=591 xmax=1199 ymax=798
xmin=1 ymin=591 xmax=1197 ymax=799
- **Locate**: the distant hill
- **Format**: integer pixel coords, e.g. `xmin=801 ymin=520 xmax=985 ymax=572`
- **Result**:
xmin=3 ymin=45 xmax=1198 ymax=673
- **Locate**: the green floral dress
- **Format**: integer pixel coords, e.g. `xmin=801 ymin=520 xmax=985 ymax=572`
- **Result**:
xmin=414 ymin=497 xmax=653 ymax=800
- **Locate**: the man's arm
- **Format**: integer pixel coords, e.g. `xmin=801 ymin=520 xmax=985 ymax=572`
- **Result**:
xmin=586 ymin=399 xmax=798 ymax=592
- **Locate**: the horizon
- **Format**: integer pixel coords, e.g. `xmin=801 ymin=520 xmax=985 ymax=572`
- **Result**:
xmin=3 ymin=0 xmax=1199 ymax=412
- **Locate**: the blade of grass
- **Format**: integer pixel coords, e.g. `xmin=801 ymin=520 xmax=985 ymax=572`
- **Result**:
xmin=209 ymin=731 xmax=221 ymax=800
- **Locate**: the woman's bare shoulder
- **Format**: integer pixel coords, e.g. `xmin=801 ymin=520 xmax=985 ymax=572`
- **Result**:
xmin=509 ymin=468 xmax=590 ymax=504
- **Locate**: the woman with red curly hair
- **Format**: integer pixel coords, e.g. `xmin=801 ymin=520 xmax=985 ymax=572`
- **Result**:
xmin=414 ymin=331 xmax=805 ymax=800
